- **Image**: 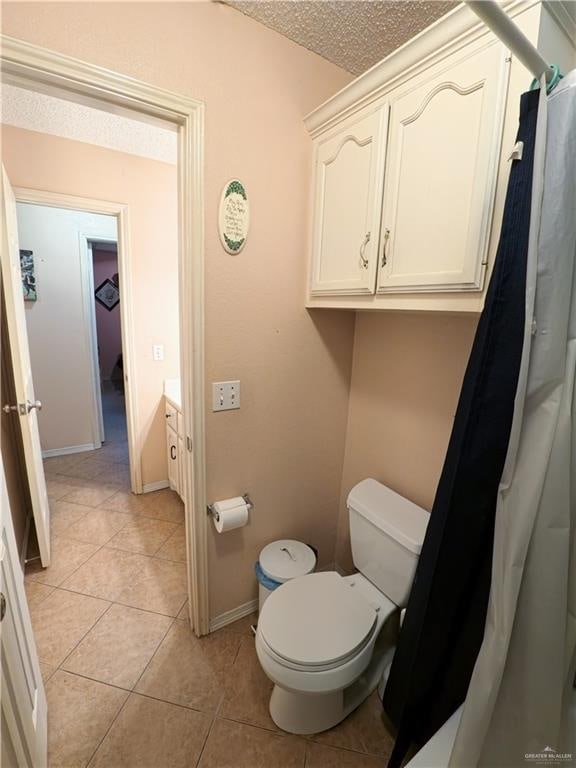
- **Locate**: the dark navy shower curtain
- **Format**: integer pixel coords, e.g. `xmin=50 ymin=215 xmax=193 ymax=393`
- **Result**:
xmin=383 ymin=89 xmax=540 ymax=767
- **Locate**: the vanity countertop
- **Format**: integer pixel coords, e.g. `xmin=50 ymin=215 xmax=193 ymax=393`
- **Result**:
xmin=164 ymin=378 xmax=182 ymax=411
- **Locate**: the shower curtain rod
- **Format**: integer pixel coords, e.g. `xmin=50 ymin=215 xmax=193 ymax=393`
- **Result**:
xmin=465 ymin=0 xmax=554 ymax=83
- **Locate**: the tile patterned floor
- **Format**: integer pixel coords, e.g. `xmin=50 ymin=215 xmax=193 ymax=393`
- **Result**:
xmin=27 ymin=387 xmax=394 ymax=766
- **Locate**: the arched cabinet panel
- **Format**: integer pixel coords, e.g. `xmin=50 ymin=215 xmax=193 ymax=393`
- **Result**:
xmin=310 ymin=106 xmax=389 ymax=295
xmin=377 ymin=43 xmax=509 ymax=293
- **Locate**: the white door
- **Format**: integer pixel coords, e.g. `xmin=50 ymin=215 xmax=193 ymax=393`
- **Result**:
xmin=377 ymin=43 xmax=509 ymax=293
xmin=1 ymin=167 xmax=51 ymax=565
xmin=310 ymin=105 xmax=389 ymax=295
xmin=0 ymin=460 xmax=48 ymax=768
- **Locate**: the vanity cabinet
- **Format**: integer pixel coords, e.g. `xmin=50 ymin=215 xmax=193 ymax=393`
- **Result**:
xmin=164 ymin=388 xmax=185 ymax=502
xmin=308 ymin=40 xmax=508 ymax=305
xmin=166 ymin=424 xmax=179 ymax=493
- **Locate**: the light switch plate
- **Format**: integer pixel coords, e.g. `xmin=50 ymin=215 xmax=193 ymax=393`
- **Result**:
xmin=212 ymin=380 xmax=240 ymax=412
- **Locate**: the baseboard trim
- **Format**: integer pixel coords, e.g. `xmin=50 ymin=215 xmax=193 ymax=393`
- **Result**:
xmin=142 ymin=480 xmax=170 ymax=493
xmin=207 ymin=563 xmax=347 ymax=634
xmin=209 ymin=598 xmax=259 ymax=633
xmin=42 ymin=443 xmax=97 ymax=458
xmin=207 ymin=565 xmax=346 ymax=633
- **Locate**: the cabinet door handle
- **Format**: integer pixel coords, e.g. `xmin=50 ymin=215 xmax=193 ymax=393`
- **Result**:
xmin=170 ymin=445 xmax=177 ymax=461
xmin=381 ymin=228 xmax=390 ymax=267
xmin=359 ymin=231 xmax=371 ymax=269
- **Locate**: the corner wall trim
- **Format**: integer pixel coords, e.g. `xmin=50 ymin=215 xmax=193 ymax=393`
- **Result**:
xmin=41 ymin=444 xmax=97 ymax=458
xmin=142 ymin=480 xmax=170 ymax=493
xmin=209 ymin=598 xmax=259 ymax=634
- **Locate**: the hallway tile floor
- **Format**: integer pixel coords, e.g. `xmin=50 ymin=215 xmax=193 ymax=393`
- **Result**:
xmin=26 ymin=390 xmax=394 ymax=766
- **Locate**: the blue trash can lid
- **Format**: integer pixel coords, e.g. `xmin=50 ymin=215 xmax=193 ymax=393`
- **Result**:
xmin=259 ymin=540 xmax=316 ymax=583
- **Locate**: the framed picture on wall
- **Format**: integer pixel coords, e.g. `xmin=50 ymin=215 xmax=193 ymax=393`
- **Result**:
xmin=95 ymin=278 xmax=120 ymax=311
xmin=20 ymin=249 xmax=37 ymax=301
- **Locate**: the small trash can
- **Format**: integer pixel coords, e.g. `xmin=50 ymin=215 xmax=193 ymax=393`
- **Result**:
xmin=255 ymin=539 xmax=317 ymax=612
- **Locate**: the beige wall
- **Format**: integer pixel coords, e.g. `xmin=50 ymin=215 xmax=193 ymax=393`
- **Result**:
xmin=2 ymin=125 xmax=180 ymax=486
xmin=2 ymin=2 xmax=355 ymax=618
xmin=17 ymin=203 xmax=117 ymax=454
xmin=335 ymin=312 xmax=477 ymax=572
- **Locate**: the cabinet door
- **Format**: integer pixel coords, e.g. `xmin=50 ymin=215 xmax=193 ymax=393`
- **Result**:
xmin=377 ymin=43 xmax=509 ymax=293
xmin=166 ymin=426 xmax=179 ymax=493
xmin=310 ymin=106 xmax=389 ymax=295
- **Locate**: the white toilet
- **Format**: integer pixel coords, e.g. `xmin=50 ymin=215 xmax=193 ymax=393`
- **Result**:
xmin=255 ymin=478 xmax=430 ymax=735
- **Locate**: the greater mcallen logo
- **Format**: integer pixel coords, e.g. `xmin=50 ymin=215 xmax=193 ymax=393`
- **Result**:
xmin=525 ymin=746 xmax=573 ymax=764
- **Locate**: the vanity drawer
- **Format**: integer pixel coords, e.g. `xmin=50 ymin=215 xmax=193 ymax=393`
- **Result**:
xmin=165 ymin=400 xmax=178 ymax=431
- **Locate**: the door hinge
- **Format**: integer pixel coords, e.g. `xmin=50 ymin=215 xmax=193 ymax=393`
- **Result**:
xmin=186 ymin=436 xmax=193 ymax=452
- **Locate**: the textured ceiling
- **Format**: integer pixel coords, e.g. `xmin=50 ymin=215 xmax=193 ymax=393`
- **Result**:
xmin=1 ymin=84 xmax=177 ymax=164
xmin=226 ymin=1 xmax=457 ymax=75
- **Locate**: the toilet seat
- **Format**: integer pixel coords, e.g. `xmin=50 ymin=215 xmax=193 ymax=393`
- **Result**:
xmin=258 ymin=572 xmax=377 ymax=670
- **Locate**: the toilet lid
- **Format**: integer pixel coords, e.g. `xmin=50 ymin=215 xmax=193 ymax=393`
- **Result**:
xmin=258 ymin=572 xmax=377 ymax=667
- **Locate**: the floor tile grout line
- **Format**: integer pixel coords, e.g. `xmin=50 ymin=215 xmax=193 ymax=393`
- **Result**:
xmin=100 ymin=532 xmax=178 ymax=560
xmin=84 ymin=681 xmax=131 ymax=768
xmin=55 ymin=665 xmax=233 ymax=724
xmin=230 ymin=639 xmax=243 ymax=667
xmin=193 ymin=710 xmax=219 ymax=768
xmin=94 ymin=503 xmax=184 ymax=524
xmin=46 ymin=520 xmax=128 ymax=551
xmin=38 ymin=582 xmax=186 ymax=621
xmin=127 ymin=613 xmax=177 ymax=694
xmin=56 ymin=600 xmax=116 ymax=672
xmin=57 ymin=490 xmax=124 ymax=509
xmin=306 ymin=736 xmax=390 ymax=760
xmin=26 ymin=536 xmax=108 ymax=593
xmin=217 ymin=714 xmax=284 ymax=738
xmin=51 ymin=513 xmax=182 ymax=555
xmin=53 ymin=663 xmax=389 ymax=762
xmin=122 ymin=683 xmax=222 ymax=716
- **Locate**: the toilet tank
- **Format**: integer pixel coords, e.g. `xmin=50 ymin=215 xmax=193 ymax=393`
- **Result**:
xmin=347 ymin=479 xmax=430 ymax=607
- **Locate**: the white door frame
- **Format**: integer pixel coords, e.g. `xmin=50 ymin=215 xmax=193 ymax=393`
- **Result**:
xmin=15 ymin=190 xmax=142 ymax=493
xmin=80 ymin=235 xmax=121 ymax=451
xmin=1 ymin=35 xmax=209 ymax=635
xmin=82 ymin=237 xmax=108 ymax=446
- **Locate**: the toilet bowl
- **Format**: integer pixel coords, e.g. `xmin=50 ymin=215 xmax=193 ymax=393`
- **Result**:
xmin=255 ymin=478 xmax=430 ymax=735
xmin=256 ymin=571 xmax=397 ymax=733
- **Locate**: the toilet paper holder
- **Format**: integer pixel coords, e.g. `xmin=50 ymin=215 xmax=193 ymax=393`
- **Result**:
xmin=207 ymin=494 xmax=253 ymax=523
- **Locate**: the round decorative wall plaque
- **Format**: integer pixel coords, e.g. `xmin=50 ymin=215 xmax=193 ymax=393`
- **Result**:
xmin=218 ymin=179 xmax=250 ymax=254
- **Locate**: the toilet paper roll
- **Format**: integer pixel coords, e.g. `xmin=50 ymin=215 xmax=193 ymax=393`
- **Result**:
xmin=212 ymin=499 xmax=249 ymax=533
xmin=212 ymin=497 xmax=246 ymax=514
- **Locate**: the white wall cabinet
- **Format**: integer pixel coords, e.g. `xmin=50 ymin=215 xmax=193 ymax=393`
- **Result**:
xmin=310 ymin=106 xmax=389 ymax=295
xmin=304 ymin=1 xmax=576 ymax=313
xmin=308 ymin=40 xmax=508 ymax=306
